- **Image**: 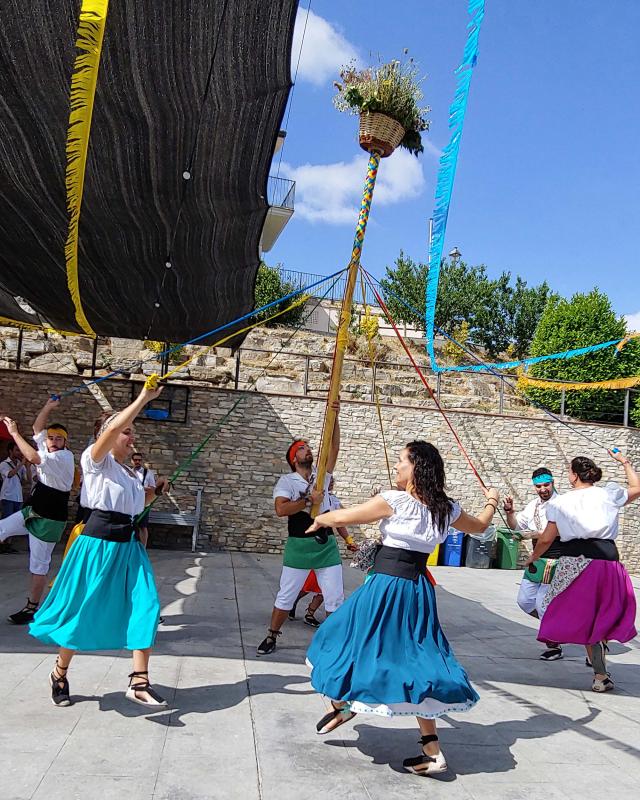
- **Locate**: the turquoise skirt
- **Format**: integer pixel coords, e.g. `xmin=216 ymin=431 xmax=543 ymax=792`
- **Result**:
xmin=29 ymin=533 xmax=160 ymax=651
xmin=307 ymin=572 xmax=478 ymax=718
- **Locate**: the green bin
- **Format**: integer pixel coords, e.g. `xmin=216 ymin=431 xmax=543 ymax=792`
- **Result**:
xmin=495 ymin=528 xmax=519 ymax=570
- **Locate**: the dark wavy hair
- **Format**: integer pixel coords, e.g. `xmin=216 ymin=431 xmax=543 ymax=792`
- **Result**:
xmin=570 ymin=456 xmax=603 ymax=484
xmin=93 ymin=412 xmax=112 ymax=441
xmin=405 ymin=441 xmax=454 ymax=537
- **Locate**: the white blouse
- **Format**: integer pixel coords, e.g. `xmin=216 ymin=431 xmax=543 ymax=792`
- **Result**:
xmin=379 ymin=490 xmax=461 ymax=554
xmin=272 ymin=471 xmax=333 ymax=514
xmin=33 ymin=430 xmax=75 ymax=491
xmin=80 ymin=446 xmax=146 ymax=517
xmin=545 ymin=482 xmax=628 ymax=541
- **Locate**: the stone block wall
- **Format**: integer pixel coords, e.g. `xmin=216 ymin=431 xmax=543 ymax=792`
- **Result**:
xmin=1 ymin=368 xmax=639 ymax=571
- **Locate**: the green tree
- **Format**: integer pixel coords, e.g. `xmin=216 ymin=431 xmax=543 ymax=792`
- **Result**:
xmin=509 ymin=277 xmax=555 ymax=359
xmin=378 ymin=251 xmax=426 ymax=331
xmin=379 ymin=252 xmax=551 ymax=358
xmin=472 ymin=274 xmax=554 ymax=359
xmin=254 ymin=263 xmax=306 ymax=328
xmin=523 ymin=289 xmax=640 ymax=424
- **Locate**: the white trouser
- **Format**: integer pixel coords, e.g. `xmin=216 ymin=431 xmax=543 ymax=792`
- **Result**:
xmin=275 ymin=565 xmax=344 ymax=612
xmin=0 ymin=511 xmax=56 ymax=575
xmin=517 ymin=578 xmax=550 ymax=618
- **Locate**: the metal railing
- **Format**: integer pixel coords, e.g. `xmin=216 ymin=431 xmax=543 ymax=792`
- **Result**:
xmin=267 ymin=175 xmax=295 ymax=210
xmin=227 ymin=347 xmax=639 ymax=426
xmin=276 ymin=267 xmax=379 ymax=307
xmin=4 ymin=333 xmax=638 ymax=427
xmin=556 ymin=386 xmax=639 ymax=428
xmin=230 ymin=346 xmax=541 ymax=417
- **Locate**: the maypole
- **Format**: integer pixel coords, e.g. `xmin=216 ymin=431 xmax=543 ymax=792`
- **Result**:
xmin=311 ymin=110 xmax=407 ymax=515
xmin=311 ymin=151 xmax=381 ymax=513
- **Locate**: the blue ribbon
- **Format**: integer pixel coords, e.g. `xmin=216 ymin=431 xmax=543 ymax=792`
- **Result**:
xmin=57 ymin=268 xmax=346 ymax=399
xmin=368 ymin=271 xmax=628 ymax=372
xmin=425 ymin=0 xmax=485 ymax=373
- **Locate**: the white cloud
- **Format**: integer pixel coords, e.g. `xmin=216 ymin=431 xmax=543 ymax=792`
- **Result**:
xmin=291 ymin=9 xmax=360 ymax=87
xmin=624 ymin=311 xmax=640 ymax=332
xmin=281 ymin=150 xmax=425 ymax=224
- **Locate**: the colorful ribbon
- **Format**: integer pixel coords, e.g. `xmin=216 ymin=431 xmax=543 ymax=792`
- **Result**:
xmin=425 ymin=0 xmax=485 ymax=372
xmin=517 ymin=373 xmax=640 ymax=391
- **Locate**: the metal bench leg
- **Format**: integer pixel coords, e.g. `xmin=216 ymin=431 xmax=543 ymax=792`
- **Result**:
xmin=192 ymin=489 xmax=203 ymax=552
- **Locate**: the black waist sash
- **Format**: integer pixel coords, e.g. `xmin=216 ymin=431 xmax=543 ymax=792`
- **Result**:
xmin=373 ymin=545 xmax=428 ymax=581
xmin=557 ymin=538 xmax=619 ymax=561
xmin=30 ymin=481 xmax=70 ymax=522
xmin=287 ymin=511 xmax=333 ymax=540
xmin=82 ymin=509 xmax=137 ymax=543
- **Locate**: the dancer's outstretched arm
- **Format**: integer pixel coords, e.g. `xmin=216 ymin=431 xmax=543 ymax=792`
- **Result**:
xmin=306 ymin=495 xmax=393 ymax=531
xmin=452 ymin=487 xmax=500 ymax=534
xmin=1 ymin=418 xmax=38 ymax=465
xmin=609 ymin=449 xmax=640 ymax=504
xmin=91 ymin=385 xmax=162 ymax=463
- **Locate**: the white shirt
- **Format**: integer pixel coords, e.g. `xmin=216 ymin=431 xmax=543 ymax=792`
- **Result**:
xmin=133 ymin=464 xmax=156 ymax=489
xmin=273 ymin=470 xmax=333 ymax=514
xmin=33 ymin=431 xmax=75 ymax=492
xmin=516 ymin=494 xmax=555 ymax=536
xmin=379 ymin=490 xmax=461 ymax=554
xmin=81 ymin=446 xmax=145 ymax=517
xmin=545 ymin=483 xmax=628 ymax=541
xmin=0 ymin=459 xmax=27 ymax=502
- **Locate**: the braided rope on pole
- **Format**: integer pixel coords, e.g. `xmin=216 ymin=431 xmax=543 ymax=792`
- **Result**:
xmin=312 ymin=151 xmax=381 ymax=514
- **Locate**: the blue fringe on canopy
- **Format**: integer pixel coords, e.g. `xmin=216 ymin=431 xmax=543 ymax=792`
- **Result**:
xmin=425 ymin=0 xmax=485 ymax=373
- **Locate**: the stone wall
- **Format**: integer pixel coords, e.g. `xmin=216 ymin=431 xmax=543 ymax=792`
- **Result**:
xmin=1 ymin=368 xmax=639 ymax=571
xmin=0 ymin=324 xmax=539 ymax=417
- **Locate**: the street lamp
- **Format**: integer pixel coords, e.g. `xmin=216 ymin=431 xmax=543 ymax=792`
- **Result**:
xmin=449 ymin=247 xmax=462 ymax=265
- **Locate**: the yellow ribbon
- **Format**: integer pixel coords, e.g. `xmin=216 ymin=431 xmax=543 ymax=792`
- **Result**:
xmin=145 ymin=293 xmax=310 ymax=386
xmin=518 ymin=373 xmax=640 ymax=391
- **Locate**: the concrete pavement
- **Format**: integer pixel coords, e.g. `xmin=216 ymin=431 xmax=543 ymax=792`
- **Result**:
xmin=1 ymin=549 xmax=639 ymax=800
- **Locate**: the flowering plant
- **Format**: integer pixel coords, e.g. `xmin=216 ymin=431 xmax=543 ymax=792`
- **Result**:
xmin=333 ymin=57 xmax=430 ymax=155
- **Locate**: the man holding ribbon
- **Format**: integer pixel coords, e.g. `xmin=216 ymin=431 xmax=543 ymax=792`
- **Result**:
xmin=504 ymin=467 xmax=568 ymax=662
xmin=257 ymin=400 xmax=343 ymax=656
xmin=1 ymin=398 xmax=75 ymax=625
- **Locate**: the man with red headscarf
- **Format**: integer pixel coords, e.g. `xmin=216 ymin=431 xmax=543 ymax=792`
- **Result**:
xmin=257 ymin=400 xmax=343 ymax=656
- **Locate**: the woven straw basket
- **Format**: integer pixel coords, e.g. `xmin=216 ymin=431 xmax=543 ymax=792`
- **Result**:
xmin=359 ymin=112 xmax=405 ymax=157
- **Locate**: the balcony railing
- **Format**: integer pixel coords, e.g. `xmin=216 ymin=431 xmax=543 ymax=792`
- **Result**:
xmin=267 ymin=175 xmax=295 ymax=210
xmin=276 ymin=267 xmax=379 ymax=306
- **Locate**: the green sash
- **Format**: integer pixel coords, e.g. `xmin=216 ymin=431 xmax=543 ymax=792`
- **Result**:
xmin=524 ymin=557 xmax=557 ymax=584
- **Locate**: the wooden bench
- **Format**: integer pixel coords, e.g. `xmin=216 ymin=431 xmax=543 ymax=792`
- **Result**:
xmin=148 ymin=488 xmax=204 ymax=552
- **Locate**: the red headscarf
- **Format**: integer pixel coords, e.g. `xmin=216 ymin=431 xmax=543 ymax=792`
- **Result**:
xmin=286 ymin=440 xmax=307 ymax=468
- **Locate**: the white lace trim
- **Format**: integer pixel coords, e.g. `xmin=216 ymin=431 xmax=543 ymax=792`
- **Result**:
xmin=345 ymin=697 xmax=477 ymax=719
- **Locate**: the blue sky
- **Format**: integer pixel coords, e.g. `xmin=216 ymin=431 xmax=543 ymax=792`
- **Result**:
xmin=268 ymin=0 xmax=640 ymax=330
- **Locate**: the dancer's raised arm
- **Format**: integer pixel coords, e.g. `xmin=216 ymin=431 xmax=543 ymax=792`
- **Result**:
xmin=91 ymin=385 xmax=162 ymax=463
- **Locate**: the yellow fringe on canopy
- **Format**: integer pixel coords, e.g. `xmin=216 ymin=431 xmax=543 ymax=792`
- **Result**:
xmin=64 ymin=0 xmax=110 ymax=336
xmin=518 ymin=373 xmax=640 ymax=391
xmin=0 ymin=315 xmax=90 ymax=338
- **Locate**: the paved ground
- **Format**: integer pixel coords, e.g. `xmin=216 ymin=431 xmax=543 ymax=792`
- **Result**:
xmin=1 ymin=549 xmax=639 ymax=800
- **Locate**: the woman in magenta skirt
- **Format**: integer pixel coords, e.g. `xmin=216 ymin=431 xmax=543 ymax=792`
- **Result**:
xmin=527 ymin=450 xmax=639 ymax=693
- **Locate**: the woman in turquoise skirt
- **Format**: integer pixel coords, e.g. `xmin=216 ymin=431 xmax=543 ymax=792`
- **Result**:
xmin=306 ymin=441 xmax=499 ymax=776
xmin=30 ymin=384 xmax=168 ymax=708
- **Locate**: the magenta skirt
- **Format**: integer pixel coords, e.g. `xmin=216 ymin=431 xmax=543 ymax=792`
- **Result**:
xmin=539 ymin=558 xmax=637 ymax=645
